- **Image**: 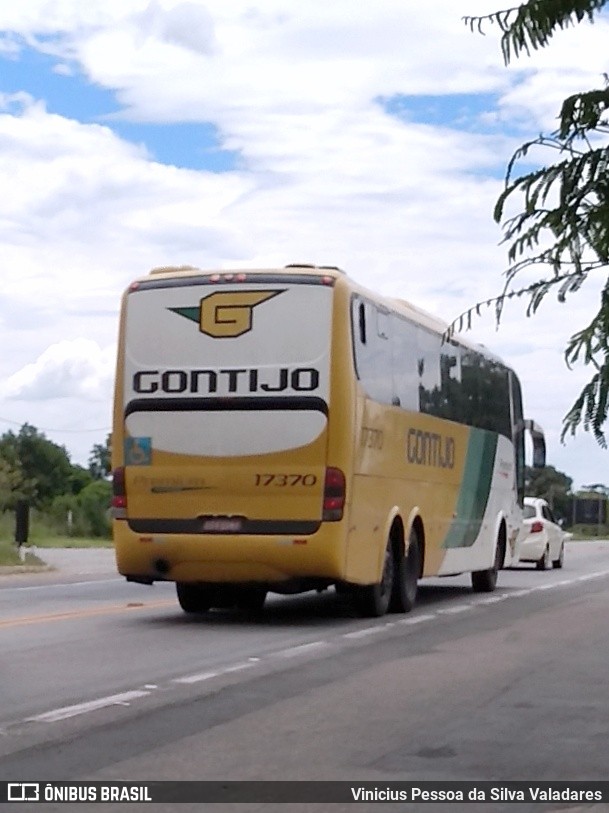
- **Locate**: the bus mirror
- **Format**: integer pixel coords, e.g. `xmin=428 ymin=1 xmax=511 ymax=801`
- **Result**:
xmin=532 ymin=440 xmax=546 ymax=468
xmin=524 ymin=419 xmax=546 ymax=469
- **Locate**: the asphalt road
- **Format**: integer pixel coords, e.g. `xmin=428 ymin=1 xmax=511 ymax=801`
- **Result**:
xmin=2 ymin=542 xmax=609 ymax=812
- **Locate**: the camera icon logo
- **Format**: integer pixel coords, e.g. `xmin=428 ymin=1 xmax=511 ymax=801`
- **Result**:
xmin=8 ymin=783 xmax=40 ymax=802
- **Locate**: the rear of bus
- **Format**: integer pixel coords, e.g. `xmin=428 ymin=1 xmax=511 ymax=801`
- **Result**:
xmin=112 ymin=266 xmax=352 ymax=595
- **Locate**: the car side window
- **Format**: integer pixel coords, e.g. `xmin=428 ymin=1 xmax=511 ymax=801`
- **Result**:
xmin=542 ymin=505 xmax=555 ymax=523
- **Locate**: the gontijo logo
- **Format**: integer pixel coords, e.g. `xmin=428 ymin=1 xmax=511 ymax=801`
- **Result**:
xmin=169 ymin=289 xmax=284 ymax=338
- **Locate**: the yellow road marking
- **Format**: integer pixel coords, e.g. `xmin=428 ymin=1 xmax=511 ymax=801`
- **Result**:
xmin=0 ymin=599 xmax=177 ymax=629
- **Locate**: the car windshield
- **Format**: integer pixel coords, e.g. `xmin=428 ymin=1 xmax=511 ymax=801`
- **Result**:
xmin=523 ymin=505 xmax=536 ymax=519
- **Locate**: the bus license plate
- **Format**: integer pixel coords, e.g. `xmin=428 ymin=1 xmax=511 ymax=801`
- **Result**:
xmin=201 ymin=517 xmax=243 ymax=532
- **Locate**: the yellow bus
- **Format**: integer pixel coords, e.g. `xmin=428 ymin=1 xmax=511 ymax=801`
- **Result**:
xmin=111 ymin=264 xmax=545 ymax=617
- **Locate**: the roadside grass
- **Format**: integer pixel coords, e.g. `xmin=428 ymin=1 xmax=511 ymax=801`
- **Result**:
xmin=0 ymin=540 xmax=47 ymax=567
xmin=0 ymin=510 xmax=112 ymax=566
xmin=569 ymin=524 xmax=609 ymax=540
xmin=24 ymin=535 xmax=114 ymax=549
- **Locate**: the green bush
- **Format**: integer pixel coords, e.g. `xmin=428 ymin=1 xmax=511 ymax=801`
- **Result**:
xmin=77 ymin=481 xmax=112 ymax=537
xmin=0 ymin=539 xmax=46 ymax=566
xmin=0 ymin=480 xmax=112 ymax=543
xmin=570 ymin=524 xmax=609 ymax=539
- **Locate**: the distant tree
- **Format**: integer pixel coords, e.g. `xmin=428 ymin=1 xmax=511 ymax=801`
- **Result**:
xmin=577 ymin=482 xmax=609 ymax=495
xmin=0 ymin=424 xmax=74 ymax=506
xmin=49 ymin=493 xmax=78 ymax=535
xmin=88 ymin=434 xmax=111 ymax=480
xmin=69 ymin=464 xmax=94 ymax=495
xmin=0 ymin=453 xmax=36 ymax=510
xmin=50 ymin=480 xmax=112 ymax=538
xmin=454 ymin=0 xmax=609 ymax=445
xmin=525 ymin=464 xmax=573 ymax=519
xmin=77 ymin=480 xmax=112 ymax=537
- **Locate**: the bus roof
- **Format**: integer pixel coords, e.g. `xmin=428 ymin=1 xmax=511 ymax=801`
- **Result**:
xmin=146 ymin=263 xmax=346 ymax=279
xmin=140 ymin=263 xmax=506 ymax=366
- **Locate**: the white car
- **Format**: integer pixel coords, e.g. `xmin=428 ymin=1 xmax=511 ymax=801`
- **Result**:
xmin=519 ymin=497 xmax=565 ymax=570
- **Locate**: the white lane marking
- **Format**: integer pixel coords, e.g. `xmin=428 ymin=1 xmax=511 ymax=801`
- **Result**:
xmin=574 ymin=570 xmax=609 ymax=582
xmin=273 ymin=640 xmax=329 ymax=657
xmin=505 ymin=589 xmax=532 ymax=598
xmin=28 ymin=690 xmax=151 ymax=723
xmin=397 ymin=613 xmax=436 ymax=625
xmin=173 ymin=662 xmax=254 ymax=685
xmin=0 ymin=578 xmax=122 ymax=593
xmin=343 ymin=626 xmax=387 ymax=640
xmin=436 ymin=605 xmax=474 ymax=615
xmin=222 ymin=663 xmax=254 ymax=675
xmin=173 ymin=670 xmax=219 ymax=685
xmin=473 ymin=594 xmax=509 ymax=604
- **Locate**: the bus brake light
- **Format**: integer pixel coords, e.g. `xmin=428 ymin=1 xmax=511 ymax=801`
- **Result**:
xmin=323 ymin=467 xmax=345 ymax=521
xmin=111 ymin=467 xmax=127 ymax=520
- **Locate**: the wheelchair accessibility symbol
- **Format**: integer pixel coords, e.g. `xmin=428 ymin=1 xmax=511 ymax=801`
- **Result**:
xmin=124 ymin=437 xmax=152 ymax=466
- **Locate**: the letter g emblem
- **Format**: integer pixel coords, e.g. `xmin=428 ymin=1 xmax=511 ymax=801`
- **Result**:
xmin=199 ymin=290 xmax=282 ymax=338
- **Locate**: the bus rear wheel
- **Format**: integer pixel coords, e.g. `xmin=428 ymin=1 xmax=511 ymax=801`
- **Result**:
xmin=471 ymin=531 xmax=505 ymax=593
xmin=389 ymin=528 xmax=420 ymax=613
xmin=176 ymin=582 xmax=213 ymax=614
xmin=353 ymin=537 xmax=395 ymax=618
xmin=235 ymin=587 xmax=267 ymax=613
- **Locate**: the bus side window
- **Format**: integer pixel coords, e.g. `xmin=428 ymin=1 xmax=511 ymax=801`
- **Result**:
xmin=376 ymin=309 xmax=389 ymax=339
xmin=392 ymin=314 xmax=419 ymax=412
xmin=359 ymin=302 xmax=366 ymax=345
xmin=352 ymin=297 xmax=392 ymax=406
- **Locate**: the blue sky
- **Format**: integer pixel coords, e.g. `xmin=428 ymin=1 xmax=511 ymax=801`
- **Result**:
xmin=0 ymin=0 xmax=607 ymax=489
xmin=1 ymin=40 xmax=238 ymax=171
xmin=381 ymin=92 xmax=502 ymax=133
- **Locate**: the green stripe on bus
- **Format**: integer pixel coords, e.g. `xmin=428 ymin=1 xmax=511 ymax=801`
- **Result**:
xmin=443 ymin=429 xmax=498 ymax=549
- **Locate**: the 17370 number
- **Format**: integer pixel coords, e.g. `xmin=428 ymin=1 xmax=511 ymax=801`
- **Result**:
xmin=254 ymin=474 xmax=318 ymax=487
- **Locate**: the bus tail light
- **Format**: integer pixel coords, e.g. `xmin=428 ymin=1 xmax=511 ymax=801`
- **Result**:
xmin=111 ymin=467 xmax=127 ymax=520
xmin=530 ymin=520 xmax=543 ymax=533
xmin=323 ymin=467 xmax=345 ymax=521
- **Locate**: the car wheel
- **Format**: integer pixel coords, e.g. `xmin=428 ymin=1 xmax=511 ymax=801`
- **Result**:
xmin=552 ymin=543 xmax=564 ymax=569
xmin=353 ymin=537 xmax=394 ymax=617
xmin=536 ymin=545 xmax=551 ymax=571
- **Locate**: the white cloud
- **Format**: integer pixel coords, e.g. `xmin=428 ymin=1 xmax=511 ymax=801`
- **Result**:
xmin=0 ymin=0 xmax=607 ymax=486
xmin=0 ymin=34 xmax=19 ymax=57
xmin=3 ymin=339 xmax=115 ymax=401
xmin=0 ymin=97 xmax=251 ymax=293
xmin=131 ymin=1 xmax=216 ymax=54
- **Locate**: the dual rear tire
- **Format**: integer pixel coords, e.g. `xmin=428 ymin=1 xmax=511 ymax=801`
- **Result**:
xmin=471 ymin=529 xmax=505 ymax=592
xmin=176 ymin=583 xmax=267 ymax=614
xmin=354 ymin=528 xmax=420 ymax=618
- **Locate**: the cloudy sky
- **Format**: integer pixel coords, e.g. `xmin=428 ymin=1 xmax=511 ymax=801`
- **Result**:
xmin=0 ymin=0 xmax=607 ymax=489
